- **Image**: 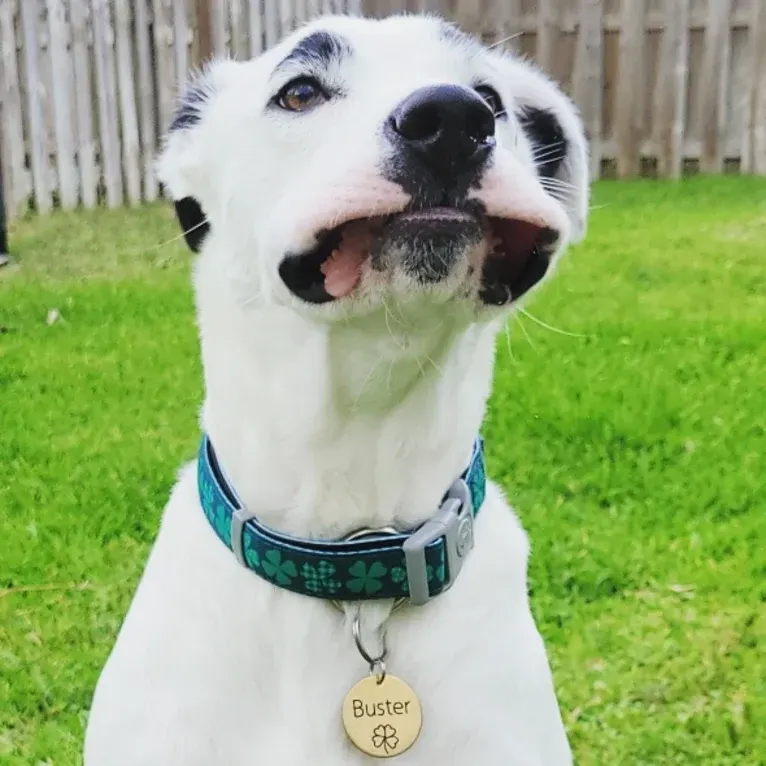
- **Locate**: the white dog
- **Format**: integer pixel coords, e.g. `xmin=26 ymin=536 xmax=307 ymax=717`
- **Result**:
xmin=85 ymin=13 xmax=588 ymax=765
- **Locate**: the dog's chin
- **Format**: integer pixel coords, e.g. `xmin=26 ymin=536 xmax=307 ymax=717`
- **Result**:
xmin=277 ymin=208 xmax=557 ymax=308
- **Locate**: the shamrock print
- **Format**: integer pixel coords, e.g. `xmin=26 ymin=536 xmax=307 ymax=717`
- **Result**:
xmin=372 ymin=724 xmax=399 ymax=754
xmin=242 ymin=535 xmax=261 ymax=570
xmin=347 ymin=561 xmax=388 ymax=595
xmin=301 ymin=561 xmax=341 ymax=595
xmin=261 ymin=549 xmax=297 ymax=586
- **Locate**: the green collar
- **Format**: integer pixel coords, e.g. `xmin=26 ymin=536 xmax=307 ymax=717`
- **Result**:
xmin=197 ymin=435 xmax=486 ymax=605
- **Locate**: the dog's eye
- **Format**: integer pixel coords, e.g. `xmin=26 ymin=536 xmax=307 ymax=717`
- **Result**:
xmin=475 ymin=85 xmax=504 ymax=118
xmin=277 ymin=78 xmax=327 ymax=113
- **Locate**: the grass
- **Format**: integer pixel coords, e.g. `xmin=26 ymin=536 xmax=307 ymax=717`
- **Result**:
xmin=1 ymin=177 xmax=765 ymax=765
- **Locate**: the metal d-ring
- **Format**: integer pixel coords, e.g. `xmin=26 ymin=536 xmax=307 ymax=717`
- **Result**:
xmin=352 ymin=609 xmax=388 ymax=684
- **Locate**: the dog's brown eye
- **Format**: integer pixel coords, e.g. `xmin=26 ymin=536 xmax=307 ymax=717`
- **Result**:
xmin=475 ymin=85 xmax=504 ymax=118
xmin=278 ymin=78 xmax=327 ymax=112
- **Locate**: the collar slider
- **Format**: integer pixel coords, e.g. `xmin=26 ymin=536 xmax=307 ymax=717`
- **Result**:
xmin=403 ymin=478 xmax=474 ymax=606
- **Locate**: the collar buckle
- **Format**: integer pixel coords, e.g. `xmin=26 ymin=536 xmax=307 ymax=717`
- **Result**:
xmin=403 ymin=479 xmax=475 ymax=606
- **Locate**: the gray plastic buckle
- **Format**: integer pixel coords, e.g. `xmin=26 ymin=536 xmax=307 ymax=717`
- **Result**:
xmin=402 ymin=479 xmax=474 ymax=606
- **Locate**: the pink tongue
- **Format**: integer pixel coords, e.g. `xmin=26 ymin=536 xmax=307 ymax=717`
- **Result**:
xmin=320 ymin=221 xmax=376 ymax=298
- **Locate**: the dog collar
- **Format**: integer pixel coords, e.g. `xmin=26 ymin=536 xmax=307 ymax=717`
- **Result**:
xmin=197 ymin=435 xmax=486 ymax=605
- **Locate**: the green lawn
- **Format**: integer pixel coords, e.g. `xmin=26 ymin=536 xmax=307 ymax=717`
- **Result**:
xmin=1 ymin=177 xmax=765 ymax=765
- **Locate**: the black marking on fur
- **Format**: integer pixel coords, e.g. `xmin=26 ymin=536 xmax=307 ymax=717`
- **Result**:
xmin=174 ymin=196 xmax=210 ymax=252
xmin=384 ymin=213 xmax=483 ymax=284
xmin=518 ymin=106 xmax=568 ymax=180
xmin=169 ymin=80 xmax=209 ymax=132
xmin=274 ymin=31 xmax=352 ymax=76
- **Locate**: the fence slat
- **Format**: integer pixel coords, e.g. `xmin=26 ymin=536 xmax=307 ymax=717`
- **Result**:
xmin=654 ymin=0 xmax=690 ymax=178
xmin=92 ymin=0 xmax=123 ymax=206
xmin=230 ymin=0 xmax=250 ymax=59
xmin=135 ymin=0 xmax=158 ymax=201
xmin=264 ymin=0 xmax=279 ymax=47
xmin=615 ymin=0 xmax=646 ymax=177
xmin=153 ymin=0 xmax=177 ymax=137
xmin=173 ymin=0 xmax=189 ymax=82
xmin=211 ymin=0 xmax=227 ymax=56
xmin=573 ymin=0 xmax=603 ymax=180
xmin=698 ymin=0 xmax=732 ymax=172
xmin=21 ymin=0 xmax=52 ymax=212
xmin=537 ymin=0 xmax=560 ymax=76
xmin=71 ymin=0 xmax=98 ymax=207
xmin=750 ymin=0 xmax=766 ymax=173
xmin=249 ymin=0 xmax=264 ymax=55
xmin=115 ymin=0 xmax=141 ymax=204
xmin=47 ymin=0 xmax=79 ymax=208
xmin=0 ymin=0 xmax=28 ymax=216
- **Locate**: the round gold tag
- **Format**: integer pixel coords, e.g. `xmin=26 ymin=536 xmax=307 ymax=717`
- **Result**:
xmin=342 ymin=675 xmax=422 ymax=758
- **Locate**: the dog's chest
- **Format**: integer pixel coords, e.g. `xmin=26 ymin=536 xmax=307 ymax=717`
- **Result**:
xmin=85 ymin=474 xmax=571 ymax=765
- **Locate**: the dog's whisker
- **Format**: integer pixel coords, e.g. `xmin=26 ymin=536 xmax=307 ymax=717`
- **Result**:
xmin=502 ymin=319 xmax=519 ymax=366
xmin=512 ymin=311 xmax=538 ymax=355
xmin=488 ymin=31 xmax=523 ymax=49
xmin=517 ymin=307 xmax=586 ymax=338
xmin=148 ymin=218 xmax=211 ymax=254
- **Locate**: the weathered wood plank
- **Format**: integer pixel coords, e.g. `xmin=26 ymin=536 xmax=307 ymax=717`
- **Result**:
xmin=654 ymin=0 xmax=690 ymax=178
xmin=115 ymin=0 xmax=141 ymax=204
xmin=211 ymin=0 xmax=227 ymax=56
xmin=249 ymin=0 xmax=264 ymax=55
xmin=615 ymin=0 xmax=647 ymax=177
xmin=0 ymin=0 xmax=28 ymax=216
xmin=748 ymin=0 xmax=766 ymax=173
xmin=47 ymin=0 xmax=79 ymax=208
xmin=173 ymin=0 xmax=189 ymax=82
xmin=21 ymin=0 xmax=52 ymax=211
xmin=135 ymin=0 xmax=158 ymax=200
xmin=92 ymin=0 xmax=123 ymax=206
xmin=154 ymin=0 xmax=177 ymax=137
xmin=537 ymin=0 xmax=560 ymax=75
xmin=698 ymin=0 xmax=733 ymax=172
xmin=264 ymin=0 xmax=279 ymax=48
xmin=281 ymin=0 xmax=295 ymax=37
xmin=70 ymin=0 xmax=98 ymax=207
xmin=574 ymin=0 xmax=604 ymax=180
xmin=230 ymin=0 xmax=250 ymax=59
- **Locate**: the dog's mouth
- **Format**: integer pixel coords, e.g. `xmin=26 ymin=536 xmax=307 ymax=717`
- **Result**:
xmin=278 ymin=208 xmax=558 ymax=306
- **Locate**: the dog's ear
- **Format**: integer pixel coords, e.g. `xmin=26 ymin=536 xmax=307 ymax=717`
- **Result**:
xmin=156 ymin=60 xmax=241 ymax=252
xmin=497 ymin=57 xmax=590 ymax=243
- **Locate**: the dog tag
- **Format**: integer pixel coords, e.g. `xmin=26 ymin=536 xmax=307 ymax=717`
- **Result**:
xmin=342 ymin=674 xmax=422 ymax=758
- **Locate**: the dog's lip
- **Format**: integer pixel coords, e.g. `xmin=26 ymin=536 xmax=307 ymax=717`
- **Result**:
xmin=279 ymin=205 xmax=561 ymax=305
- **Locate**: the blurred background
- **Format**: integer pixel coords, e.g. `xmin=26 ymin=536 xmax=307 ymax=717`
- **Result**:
xmin=1 ymin=0 xmax=765 ymax=227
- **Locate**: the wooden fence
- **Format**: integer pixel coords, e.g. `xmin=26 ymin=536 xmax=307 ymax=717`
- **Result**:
xmin=1 ymin=0 xmax=765 ymax=219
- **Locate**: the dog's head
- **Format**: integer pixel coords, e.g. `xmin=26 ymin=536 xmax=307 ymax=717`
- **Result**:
xmin=158 ymin=14 xmax=587 ymax=319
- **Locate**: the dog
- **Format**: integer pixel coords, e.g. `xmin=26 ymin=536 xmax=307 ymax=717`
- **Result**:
xmin=84 ymin=13 xmax=588 ymax=765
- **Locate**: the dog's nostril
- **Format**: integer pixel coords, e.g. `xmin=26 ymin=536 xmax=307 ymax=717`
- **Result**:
xmin=466 ymin=108 xmax=494 ymax=144
xmin=394 ymin=104 xmax=443 ymax=143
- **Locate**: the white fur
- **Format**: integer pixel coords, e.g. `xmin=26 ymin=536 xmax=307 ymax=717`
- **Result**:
xmin=85 ymin=14 xmax=588 ymax=765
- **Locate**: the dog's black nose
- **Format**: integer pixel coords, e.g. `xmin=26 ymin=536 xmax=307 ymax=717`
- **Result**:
xmin=390 ymin=85 xmax=495 ymax=174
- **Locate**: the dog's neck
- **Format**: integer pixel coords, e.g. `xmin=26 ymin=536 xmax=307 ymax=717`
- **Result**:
xmin=195 ymin=261 xmax=499 ymax=540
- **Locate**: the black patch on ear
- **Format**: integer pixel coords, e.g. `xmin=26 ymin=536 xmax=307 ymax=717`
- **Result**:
xmin=169 ymin=80 xmax=209 ymax=132
xmin=174 ymin=197 xmax=209 ymax=252
xmin=273 ymin=31 xmax=352 ymax=76
xmin=518 ymin=107 xmax=568 ymax=179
